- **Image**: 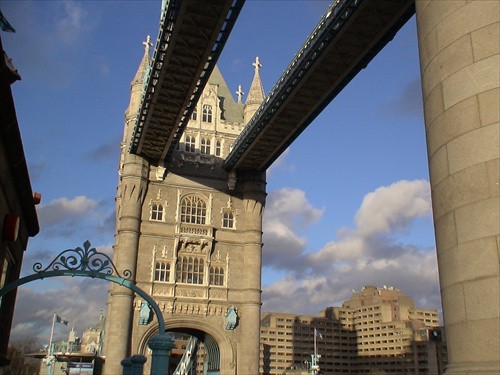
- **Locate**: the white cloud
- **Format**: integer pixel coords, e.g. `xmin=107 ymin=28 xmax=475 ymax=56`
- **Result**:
xmin=355 ymin=179 xmax=431 ymax=236
xmin=262 ymin=188 xmax=323 ymax=269
xmin=261 ymin=180 xmax=441 ymax=318
xmin=36 ymin=196 xmax=113 ymax=238
xmin=11 ymin=279 xmax=108 ymax=343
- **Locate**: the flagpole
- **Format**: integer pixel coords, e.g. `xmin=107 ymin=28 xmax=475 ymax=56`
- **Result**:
xmin=48 ymin=313 xmax=56 ymax=356
xmin=314 ymin=328 xmax=317 ymax=363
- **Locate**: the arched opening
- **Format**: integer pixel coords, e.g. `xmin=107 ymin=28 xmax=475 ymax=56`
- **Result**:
xmin=139 ymin=319 xmax=235 ymax=375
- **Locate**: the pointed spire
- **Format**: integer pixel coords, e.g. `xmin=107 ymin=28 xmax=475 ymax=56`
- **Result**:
xmin=244 ymin=57 xmax=265 ymax=123
xmin=132 ymin=35 xmax=152 ymax=86
xmin=246 ymin=56 xmax=265 ymax=105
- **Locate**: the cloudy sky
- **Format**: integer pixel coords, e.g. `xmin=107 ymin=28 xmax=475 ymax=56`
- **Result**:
xmin=1 ymin=0 xmax=441 ymax=345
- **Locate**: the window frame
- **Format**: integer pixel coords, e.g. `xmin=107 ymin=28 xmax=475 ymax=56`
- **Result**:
xmin=180 ymin=195 xmax=207 ymax=225
xmin=176 ymin=256 xmax=204 ymax=284
xmin=202 ymin=104 xmax=212 ymax=123
xmin=154 ymin=261 xmax=171 ymax=282
xmin=209 ymin=266 xmax=224 ymax=286
xmin=151 ymin=203 xmax=164 ymax=221
xmin=200 ymin=138 xmax=211 ymax=155
xmin=222 ymin=210 xmax=235 ymax=229
xmin=185 ymin=135 xmax=196 ymax=152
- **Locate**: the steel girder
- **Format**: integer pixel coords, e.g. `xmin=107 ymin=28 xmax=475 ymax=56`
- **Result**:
xmin=224 ymin=0 xmax=415 ymax=172
xmin=130 ymin=0 xmax=245 ymax=164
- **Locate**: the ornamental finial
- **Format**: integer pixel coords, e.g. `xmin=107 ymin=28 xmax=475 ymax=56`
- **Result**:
xmin=252 ymin=56 xmax=262 ymax=72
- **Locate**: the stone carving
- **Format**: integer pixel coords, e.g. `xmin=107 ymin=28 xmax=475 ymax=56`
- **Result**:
xmin=156 ymin=166 xmax=166 ymax=181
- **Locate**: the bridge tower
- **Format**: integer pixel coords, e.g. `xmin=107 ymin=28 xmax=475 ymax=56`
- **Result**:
xmin=103 ymin=39 xmax=266 ymax=375
xmin=416 ymin=2 xmax=499 ymax=374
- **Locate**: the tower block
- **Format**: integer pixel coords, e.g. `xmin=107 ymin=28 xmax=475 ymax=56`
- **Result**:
xmin=416 ymin=1 xmax=499 ymax=374
xmin=103 ymin=46 xmax=266 ymax=374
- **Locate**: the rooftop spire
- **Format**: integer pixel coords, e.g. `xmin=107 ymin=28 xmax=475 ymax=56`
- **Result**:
xmin=132 ymin=35 xmax=152 ymax=86
xmin=245 ymin=56 xmax=265 ymax=106
xmin=244 ymin=57 xmax=265 ymax=124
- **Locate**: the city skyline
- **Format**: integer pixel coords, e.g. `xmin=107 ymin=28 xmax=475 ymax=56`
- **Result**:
xmin=0 ymin=0 xmax=440 ymax=344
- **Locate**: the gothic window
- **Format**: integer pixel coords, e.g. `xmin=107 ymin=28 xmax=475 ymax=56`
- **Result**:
xmin=215 ymin=140 xmax=222 ymax=157
xmin=181 ymin=195 xmax=207 ymax=225
xmin=202 ymin=104 xmax=212 ymax=123
xmin=176 ymin=256 xmax=204 ymax=284
xmin=201 ymin=138 xmax=211 ymax=154
xmin=209 ymin=266 xmax=224 ymax=286
xmin=154 ymin=261 xmax=170 ymax=282
xmin=185 ymin=135 xmax=196 ymax=152
xmin=191 ymin=107 xmax=197 ymax=121
xmin=222 ymin=210 xmax=235 ymax=228
xmin=151 ymin=203 xmax=164 ymax=221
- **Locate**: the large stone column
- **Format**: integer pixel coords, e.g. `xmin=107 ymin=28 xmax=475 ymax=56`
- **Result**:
xmin=415 ymin=1 xmax=499 ymax=374
xmin=237 ymin=171 xmax=266 ymax=375
xmin=103 ymin=154 xmax=149 ymax=375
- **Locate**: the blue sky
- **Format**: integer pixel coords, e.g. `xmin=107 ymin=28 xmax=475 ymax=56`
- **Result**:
xmin=1 ymin=0 xmax=441 ymax=344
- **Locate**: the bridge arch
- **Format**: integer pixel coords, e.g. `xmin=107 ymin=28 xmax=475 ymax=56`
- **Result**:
xmin=0 ymin=241 xmax=173 ymax=374
xmin=139 ymin=316 xmax=236 ymax=375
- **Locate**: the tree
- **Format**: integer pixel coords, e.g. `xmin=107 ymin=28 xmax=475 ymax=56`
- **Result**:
xmin=4 ymin=339 xmax=41 ymax=375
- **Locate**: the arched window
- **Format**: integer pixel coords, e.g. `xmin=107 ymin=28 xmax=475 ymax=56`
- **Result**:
xmin=215 ymin=140 xmax=222 ymax=156
xmin=202 ymin=104 xmax=212 ymax=122
xmin=191 ymin=107 xmax=197 ymax=121
xmin=185 ymin=135 xmax=195 ymax=152
xmin=181 ymin=195 xmax=207 ymax=224
xmin=201 ymin=138 xmax=211 ymax=154
xmin=222 ymin=211 xmax=234 ymax=228
xmin=154 ymin=261 xmax=170 ymax=282
xmin=176 ymin=256 xmax=204 ymax=284
xmin=210 ymin=266 xmax=224 ymax=286
xmin=151 ymin=203 xmax=164 ymax=221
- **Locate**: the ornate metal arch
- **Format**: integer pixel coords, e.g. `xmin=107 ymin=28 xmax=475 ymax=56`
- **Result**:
xmin=0 ymin=240 xmax=166 ymax=334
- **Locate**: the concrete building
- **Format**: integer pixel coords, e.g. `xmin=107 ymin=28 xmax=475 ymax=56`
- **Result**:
xmin=0 ymin=13 xmax=40 ymax=370
xmin=260 ymin=286 xmax=447 ymax=374
xmin=103 ymin=39 xmax=266 ymax=375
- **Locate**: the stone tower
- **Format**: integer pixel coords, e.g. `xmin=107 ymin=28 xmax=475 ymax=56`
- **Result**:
xmin=103 ymin=38 xmax=266 ymax=375
xmin=415 ymin=1 xmax=499 ymax=374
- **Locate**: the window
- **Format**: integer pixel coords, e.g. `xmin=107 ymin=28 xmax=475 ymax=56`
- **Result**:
xmin=185 ymin=135 xmax=195 ymax=152
xmin=176 ymin=256 xmax=204 ymax=284
xmin=210 ymin=266 xmax=224 ymax=286
xmin=202 ymin=104 xmax=212 ymax=122
xmin=154 ymin=261 xmax=170 ymax=282
xmin=222 ymin=211 xmax=234 ymax=228
xmin=201 ymin=138 xmax=211 ymax=154
xmin=215 ymin=140 xmax=222 ymax=156
xmin=151 ymin=203 xmax=164 ymax=221
xmin=181 ymin=195 xmax=207 ymax=224
xmin=191 ymin=107 xmax=197 ymax=120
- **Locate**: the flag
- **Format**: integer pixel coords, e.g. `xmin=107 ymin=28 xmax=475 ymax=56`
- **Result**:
xmin=55 ymin=315 xmax=69 ymax=326
xmin=314 ymin=327 xmax=323 ymax=340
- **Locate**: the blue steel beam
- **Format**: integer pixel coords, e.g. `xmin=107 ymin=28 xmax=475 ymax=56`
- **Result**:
xmin=130 ymin=0 xmax=245 ymax=164
xmin=225 ymin=0 xmax=415 ymax=172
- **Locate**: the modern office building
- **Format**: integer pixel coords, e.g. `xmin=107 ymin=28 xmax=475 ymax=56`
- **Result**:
xmin=260 ymin=286 xmax=447 ymax=374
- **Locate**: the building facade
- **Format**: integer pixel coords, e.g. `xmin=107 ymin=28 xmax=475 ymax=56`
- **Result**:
xmin=103 ymin=40 xmax=266 ymax=375
xmin=0 ymin=15 xmax=40 ymax=370
xmin=260 ymin=286 xmax=447 ymax=374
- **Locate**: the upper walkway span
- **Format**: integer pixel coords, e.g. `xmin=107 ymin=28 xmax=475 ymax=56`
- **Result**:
xmin=224 ymin=0 xmax=415 ymax=171
xmin=129 ymin=0 xmax=244 ymax=164
xmin=130 ymin=0 xmax=415 ymax=171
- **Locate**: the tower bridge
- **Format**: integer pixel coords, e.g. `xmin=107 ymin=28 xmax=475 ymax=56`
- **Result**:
xmin=104 ymin=1 xmax=500 ymax=374
xmin=130 ymin=0 xmax=244 ymax=163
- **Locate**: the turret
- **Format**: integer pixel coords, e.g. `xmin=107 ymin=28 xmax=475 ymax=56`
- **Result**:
xmin=244 ymin=56 xmax=265 ymax=124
